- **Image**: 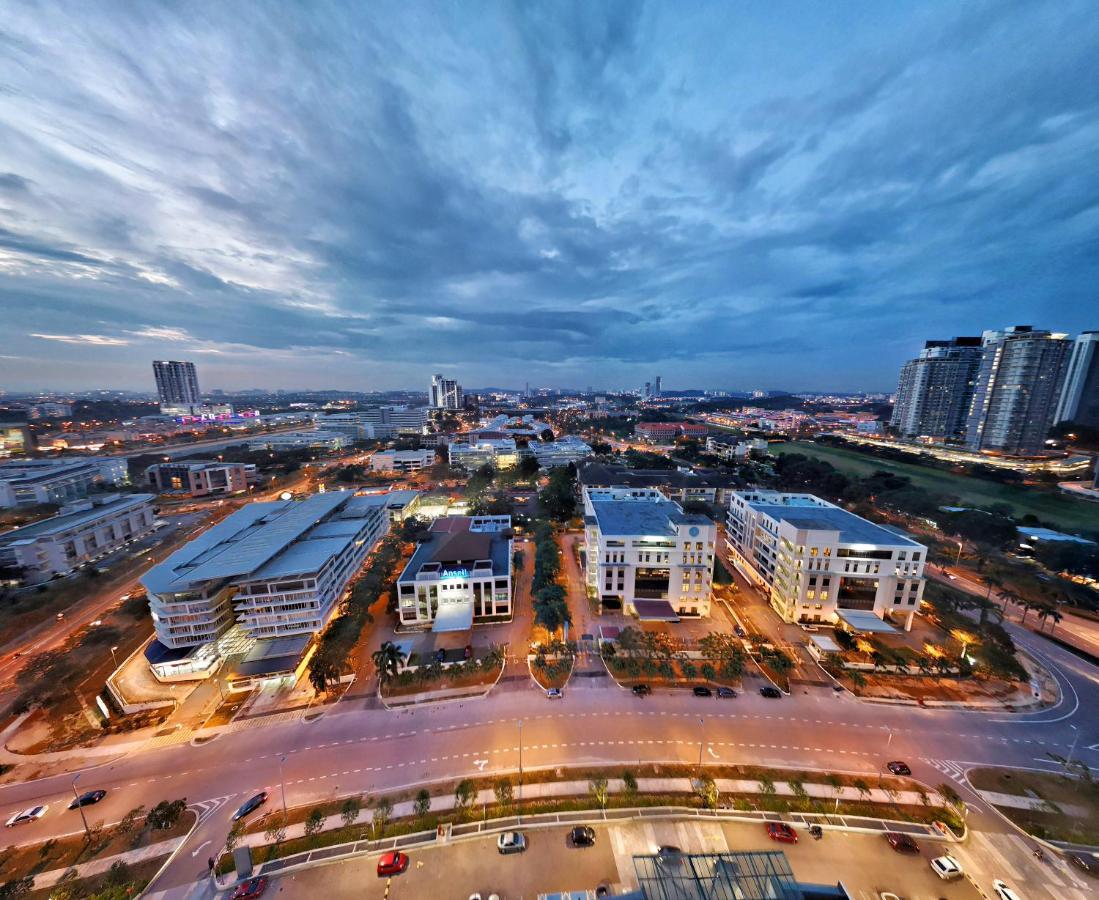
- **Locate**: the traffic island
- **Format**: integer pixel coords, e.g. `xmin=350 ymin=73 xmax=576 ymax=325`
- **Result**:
xmin=968 ymin=766 xmax=1099 ymax=846
xmin=378 ymin=647 xmax=505 ymax=707
xmin=219 ymin=762 xmax=961 ymax=876
xmin=528 ymin=638 xmax=575 ymax=691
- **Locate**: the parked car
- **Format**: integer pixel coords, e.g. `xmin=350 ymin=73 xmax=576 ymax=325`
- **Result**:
xmin=497 ymin=831 xmax=527 ymax=854
xmin=766 ymin=822 xmax=797 ymax=844
xmin=376 ymin=851 xmax=410 ymax=876
xmin=930 ymin=855 xmax=963 ymax=880
xmin=759 ymin=686 xmax=782 ymax=699
xmin=5 ymin=805 xmax=47 ymax=827
xmin=546 ymin=688 xmax=563 ymax=699
xmin=69 ymin=790 xmax=107 ymax=809
xmin=885 ymin=832 xmax=920 ymax=854
xmin=734 ymin=625 xmax=746 ymax=637
xmin=232 ymin=792 xmax=268 ymax=821
xmin=692 ymin=686 xmax=713 ymax=697
xmin=717 ymin=687 xmax=736 ymax=698
xmin=569 ymin=826 xmax=595 ymax=847
xmin=231 ymin=876 xmax=269 ymax=899
xmin=992 ymin=880 xmax=1021 ymax=900
xmin=632 ymin=684 xmax=652 ymax=696
xmin=886 ymin=761 xmax=912 ymax=776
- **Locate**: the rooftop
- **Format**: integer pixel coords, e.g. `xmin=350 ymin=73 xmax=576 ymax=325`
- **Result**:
xmin=590 ymin=496 xmax=708 ymax=537
xmin=399 ymin=516 xmax=511 ymax=582
xmin=142 ymin=491 xmax=371 ymax=594
xmin=0 ymin=493 xmax=155 ymax=543
xmin=741 ymin=493 xmax=919 ymax=547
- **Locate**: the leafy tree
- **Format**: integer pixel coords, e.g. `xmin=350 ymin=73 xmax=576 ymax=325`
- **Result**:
xmin=589 ymin=776 xmax=609 ymax=809
xmin=146 ymin=799 xmax=187 ymax=831
xmin=493 ymin=779 xmax=514 ymax=810
xmin=115 ymin=805 xmax=145 ymax=838
xmin=518 ymin=455 xmax=541 ymax=479
xmin=372 ymin=796 xmax=393 ymax=837
xmin=694 ymin=776 xmax=719 ymax=809
xmin=539 ymin=466 xmax=577 ymax=521
xmin=264 ymin=814 xmax=287 ymax=845
xmin=224 ymin=820 xmax=243 ymax=854
xmin=757 ymin=777 xmax=777 ymax=799
xmin=413 ymin=789 xmax=431 ymax=823
xmin=0 ymin=876 xmax=34 ymax=897
xmin=852 ymin=779 xmax=871 ymax=801
xmin=454 ymin=780 xmax=476 ymax=820
xmin=341 ymin=795 xmax=362 ymax=828
xmin=372 ymin=641 xmax=408 ymax=684
xmin=104 ymin=860 xmax=132 ymax=887
xmin=304 ymin=808 xmax=325 ymax=838
xmin=622 ymin=770 xmax=639 ymax=804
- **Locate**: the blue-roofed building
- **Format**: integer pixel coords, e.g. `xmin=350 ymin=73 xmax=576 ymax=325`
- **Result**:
xmin=396 ymin=515 xmax=513 ymax=630
xmin=583 ymin=488 xmax=716 ymax=620
xmin=141 ymin=491 xmax=388 ymax=673
xmin=726 ymin=491 xmax=927 ymax=631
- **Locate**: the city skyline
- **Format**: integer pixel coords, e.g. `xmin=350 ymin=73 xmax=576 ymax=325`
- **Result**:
xmin=2 ymin=2 xmax=1098 ymax=392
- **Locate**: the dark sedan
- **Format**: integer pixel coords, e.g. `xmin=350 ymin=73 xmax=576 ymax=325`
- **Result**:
xmin=232 ymin=792 xmax=268 ymax=821
xmin=569 ymin=826 xmax=596 ymax=847
xmin=69 ymin=790 xmax=107 ymax=809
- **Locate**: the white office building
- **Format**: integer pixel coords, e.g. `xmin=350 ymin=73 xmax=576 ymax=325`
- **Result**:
xmin=448 ymin=438 xmax=520 ymax=470
xmin=705 ymin=435 xmax=769 ymax=461
xmin=371 ymin=448 xmax=436 ymax=473
xmin=246 ymin=430 xmax=348 ymax=451
xmin=318 ymin=405 xmax=428 ymax=441
xmin=531 ymin=435 xmax=592 ymax=467
xmin=0 ymin=493 xmax=157 ymax=581
xmin=584 ymin=488 xmax=715 ymax=620
xmin=430 ymin=374 xmax=464 ymax=410
xmin=725 ymin=491 xmax=926 ymax=631
xmin=0 ymin=457 xmax=129 ymax=508
xmin=396 ymin=515 xmax=512 ymax=630
xmin=142 ymin=491 xmax=388 ymax=654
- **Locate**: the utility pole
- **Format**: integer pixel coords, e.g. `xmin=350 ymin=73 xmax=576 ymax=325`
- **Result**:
xmin=698 ymin=717 xmax=705 ymax=768
xmin=277 ymin=754 xmax=289 ymax=821
xmin=71 ymin=773 xmax=90 ymax=838
xmin=518 ymin=719 xmax=523 ymax=824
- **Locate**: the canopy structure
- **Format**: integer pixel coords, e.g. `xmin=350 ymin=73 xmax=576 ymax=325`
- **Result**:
xmin=632 ymin=600 xmax=680 ymax=622
xmin=431 ymin=601 xmax=474 ymax=633
xmin=808 ymin=633 xmax=843 ymax=654
xmin=835 ymin=609 xmax=898 ymax=634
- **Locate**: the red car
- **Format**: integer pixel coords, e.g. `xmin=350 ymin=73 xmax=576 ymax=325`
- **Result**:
xmin=766 ymin=822 xmax=798 ymax=844
xmin=886 ymin=832 xmax=920 ymax=854
xmin=231 ymin=876 xmax=268 ymax=899
xmin=377 ymin=850 xmax=410 ymax=876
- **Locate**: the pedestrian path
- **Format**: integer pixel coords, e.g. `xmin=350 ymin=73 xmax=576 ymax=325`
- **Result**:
xmin=14 ymin=835 xmax=183 ymax=891
xmin=954 ymin=828 xmax=1095 ymax=900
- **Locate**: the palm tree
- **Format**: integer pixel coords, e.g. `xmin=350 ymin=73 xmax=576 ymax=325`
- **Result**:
xmin=371 ymin=641 xmax=407 ymax=684
xmin=997 ymin=589 xmax=1021 ymax=616
xmin=983 ymin=573 xmax=1004 ymax=602
xmin=617 ymin=627 xmax=641 ymax=656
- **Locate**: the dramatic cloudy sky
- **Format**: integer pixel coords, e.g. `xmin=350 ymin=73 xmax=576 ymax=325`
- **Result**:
xmin=1 ymin=1 xmax=1097 ymax=393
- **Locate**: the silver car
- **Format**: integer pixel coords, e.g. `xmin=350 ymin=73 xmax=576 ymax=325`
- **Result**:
xmin=497 ymin=831 xmax=527 ymax=854
xmin=5 ymin=805 xmax=47 ymax=827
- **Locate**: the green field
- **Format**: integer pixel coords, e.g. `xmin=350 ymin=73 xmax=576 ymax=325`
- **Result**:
xmin=771 ymin=441 xmax=1099 ymax=532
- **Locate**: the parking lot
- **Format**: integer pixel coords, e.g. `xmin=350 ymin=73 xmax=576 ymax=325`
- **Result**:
xmin=266 ymin=818 xmax=983 ymax=899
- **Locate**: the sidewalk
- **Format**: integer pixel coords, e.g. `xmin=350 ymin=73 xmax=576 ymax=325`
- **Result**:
xmin=236 ymin=777 xmax=945 ymax=847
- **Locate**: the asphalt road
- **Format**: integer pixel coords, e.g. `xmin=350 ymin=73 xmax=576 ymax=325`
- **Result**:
xmin=0 ymin=611 xmax=1094 ymax=899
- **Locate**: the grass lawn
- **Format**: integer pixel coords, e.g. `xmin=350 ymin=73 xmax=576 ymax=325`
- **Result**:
xmin=26 ymin=854 xmax=167 ymax=900
xmin=968 ymin=767 xmax=1099 ymax=844
xmin=772 ymin=441 xmax=1098 ymax=531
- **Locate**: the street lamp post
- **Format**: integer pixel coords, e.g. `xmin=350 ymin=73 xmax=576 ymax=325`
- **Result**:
xmin=697 ymin=718 xmax=705 ymax=768
xmin=1066 ymin=725 xmax=1080 ymax=770
xmin=277 ymin=754 xmax=289 ymax=821
xmin=71 ymin=773 xmax=90 ymax=838
xmin=954 ymin=541 xmax=963 ymax=566
xmin=109 ymin=645 xmax=119 ymax=670
xmin=517 ymin=719 xmax=523 ymax=823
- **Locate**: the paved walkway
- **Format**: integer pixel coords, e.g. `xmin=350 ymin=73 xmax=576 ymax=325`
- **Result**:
xmin=976 ymin=789 xmax=1087 ymax=816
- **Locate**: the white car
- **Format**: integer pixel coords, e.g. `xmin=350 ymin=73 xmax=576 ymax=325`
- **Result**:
xmin=468 ymin=895 xmax=501 ymax=900
xmin=930 ymin=855 xmax=964 ymax=880
xmin=497 ymin=831 xmax=526 ymax=854
xmin=546 ymin=688 xmax=563 ymax=699
xmin=5 ymin=805 xmax=47 ymax=827
xmin=993 ymin=880 xmax=1022 ymax=900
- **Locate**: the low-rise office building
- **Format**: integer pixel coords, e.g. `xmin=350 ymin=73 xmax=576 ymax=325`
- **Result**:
xmin=448 ymin=438 xmax=520 ymax=470
xmin=145 ymin=460 xmax=255 ymax=497
xmin=531 ymin=435 xmax=592 ymax=467
xmin=355 ymin=489 xmax=423 ymax=522
xmin=725 ymin=491 xmax=926 ymax=631
xmin=705 ymin=435 xmax=769 ymax=461
xmin=584 ymin=489 xmax=715 ymax=619
xmin=246 ymin=430 xmax=347 ymax=452
xmin=635 ymin=421 xmax=708 ymax=442
xmin=371 ymin=448 xmax=436 ymax=473
xmin=142 ymin=491 xmax=388 ymax=668
xmin=0 ymin=457 xmax=129 ymax=508
xmin=396 ymin=515 xmax=512 ymax=630
xmin=0 ymin=493 xmax=157 ymax=581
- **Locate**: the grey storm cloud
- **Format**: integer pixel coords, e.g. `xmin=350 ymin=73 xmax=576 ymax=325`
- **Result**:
xmin=0 ymin=0 xmax=1098 ymax=391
